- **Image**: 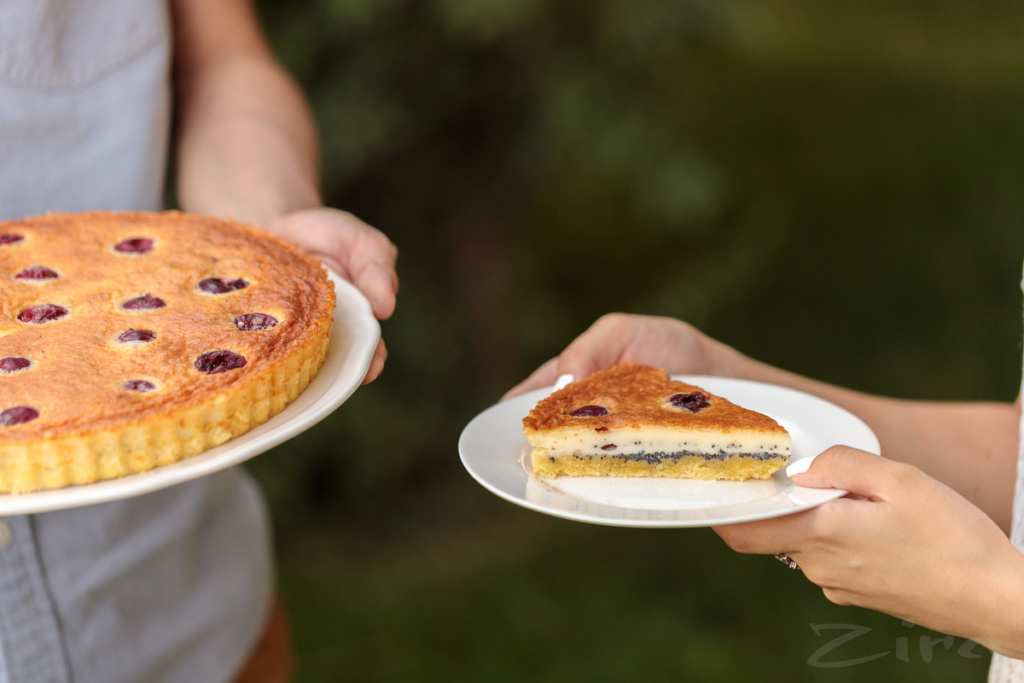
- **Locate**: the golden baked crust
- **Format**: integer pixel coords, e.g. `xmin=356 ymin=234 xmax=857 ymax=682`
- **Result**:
xmin=0 ymin=211 xmax=335 ymax=493
xmin=524 ymin=363 xmax=785 ymax=434
xmin=523 ymin=363 xmax=790 ymax=480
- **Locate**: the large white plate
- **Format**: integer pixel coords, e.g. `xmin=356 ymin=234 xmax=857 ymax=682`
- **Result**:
xmin=459 ymin=376 xmax=880 ymax=528
xmin=0 ymin=271 xmax=380 ymax=515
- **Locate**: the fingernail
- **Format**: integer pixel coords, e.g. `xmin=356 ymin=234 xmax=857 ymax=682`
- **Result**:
xmin=786 ymin=456 xmax=815 ymax=478
xmin=553 ymin=374 xmax=575 ymax=392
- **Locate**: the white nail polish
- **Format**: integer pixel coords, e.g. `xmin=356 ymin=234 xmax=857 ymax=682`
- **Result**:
xmin=552 ymin=374 xmax=575 ymax=392
xmin=786 ymin=455 xmax=816 ymax=478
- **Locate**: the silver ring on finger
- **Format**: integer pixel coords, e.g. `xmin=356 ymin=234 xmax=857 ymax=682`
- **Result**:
xmin=773 ymin=552 xmax=800 ymax=570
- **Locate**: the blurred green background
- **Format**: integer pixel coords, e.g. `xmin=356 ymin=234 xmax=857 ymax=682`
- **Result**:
xmin=247 ymin=1 xmax=1024 ymax=680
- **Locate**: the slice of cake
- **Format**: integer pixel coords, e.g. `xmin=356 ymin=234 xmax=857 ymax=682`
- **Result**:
xmin=523 ymin=363 xmax=791 ymax=480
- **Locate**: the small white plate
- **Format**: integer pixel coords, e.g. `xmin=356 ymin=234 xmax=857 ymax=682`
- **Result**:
xmin=459 ymin=376 xmax=880 ymax=528
xmin=0 ymin=271 xmax=380 ymax=515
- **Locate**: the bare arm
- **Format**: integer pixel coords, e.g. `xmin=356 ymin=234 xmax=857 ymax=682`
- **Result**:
xmin=171 ymin=0 xmax=320 ymax=223
xmin=169 ymin=0 xmax=398 ymax=382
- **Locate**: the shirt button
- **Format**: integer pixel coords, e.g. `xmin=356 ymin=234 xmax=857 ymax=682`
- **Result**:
xmin=0 ymin=521 xmax=13 ymax=550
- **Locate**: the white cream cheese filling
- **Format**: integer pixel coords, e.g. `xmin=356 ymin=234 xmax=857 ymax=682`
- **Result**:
xmin=528 ymin=426 xmax=791 ymax=459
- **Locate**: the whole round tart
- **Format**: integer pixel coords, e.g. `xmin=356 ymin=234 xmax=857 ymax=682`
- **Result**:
xmin=0 ymin=211 xmax=335 ymax=493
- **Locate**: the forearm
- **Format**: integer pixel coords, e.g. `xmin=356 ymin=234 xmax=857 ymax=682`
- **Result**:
xmin=717 ymin=342 xmax=1020 ymax=531
xmin=171 ymin=0 xmax=321 ymax=225
xmin=974 ymin=545 xmax=1024 ymax=658
xmin=841 ymin=396 xmax=1016 ymax=532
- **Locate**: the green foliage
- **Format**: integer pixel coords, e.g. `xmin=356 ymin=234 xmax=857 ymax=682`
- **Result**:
xmin=248 ymin=0 xmax=1024 ymax=680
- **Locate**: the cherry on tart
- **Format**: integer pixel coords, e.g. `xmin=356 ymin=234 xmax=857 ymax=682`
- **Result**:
xmin=0 ymin=357 xmax=31 ymax=374
xmin=667 ymin=391 xmax=710 ymax=413
xmin=194 ymin=350 xmax=247 ymax=374
xmin=569 ymin=405 xmax=609 ymax=417
xmin=117 ymin=329 xmax=156 ymax=344
xmin=15 ymin=265 xmax=59 ymax=280
xmin=233 ymin=313 xmax=278 ymax=332
xmin=113 ymin=237 xmax=155 ymax=254
xmin=0 ymin=210 xmax=335 ymax=494
xmin=0 ymin=406 xmax=39 ymax=427
xmin=122 ymin=293 xmax=166 ymax=310
xmin=18 ymin=303 xmax=69 ymax=324
xmin=198 ymin=277 xmax=248 ymax=294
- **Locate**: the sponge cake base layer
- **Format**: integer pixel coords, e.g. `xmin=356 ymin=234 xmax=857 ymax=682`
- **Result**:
xmin=531 ymin=449 xmax=788 ymax=480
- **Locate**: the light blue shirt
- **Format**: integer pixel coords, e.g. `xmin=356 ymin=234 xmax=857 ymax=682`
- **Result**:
xmin=0 ymin=2 xmax=273 ymax=681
